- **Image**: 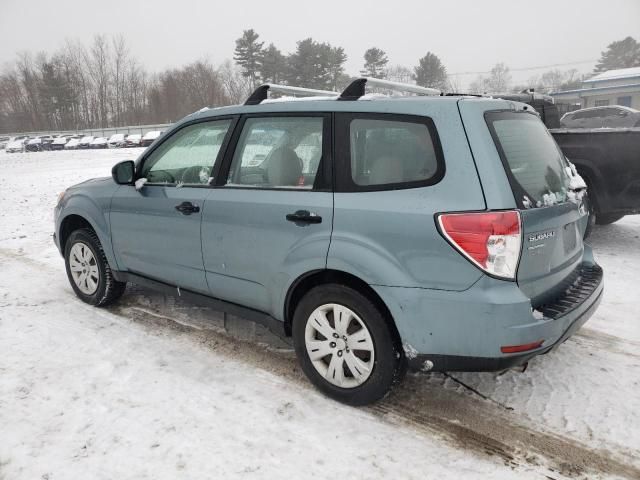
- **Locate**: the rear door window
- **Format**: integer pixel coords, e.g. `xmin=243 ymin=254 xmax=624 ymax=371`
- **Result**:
xmin=225 ymin=116 xmax=326 ymax=190
xmin=486 ymin=111 xmax=570 ymax=208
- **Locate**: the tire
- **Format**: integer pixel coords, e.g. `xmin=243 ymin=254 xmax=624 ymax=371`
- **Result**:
xmin=582 ymin=193 xmax=595 ymax=240
xmin=292 ymin=284 xmax=405 ymax=406
xmin=595 ymin=213 xmax=625 ymax=225
xmin=64 ymin=228 xmax=126 ymax=306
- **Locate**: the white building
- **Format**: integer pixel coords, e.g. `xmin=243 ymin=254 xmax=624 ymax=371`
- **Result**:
xmin=550 ymin=67 xmax=640 ymax=113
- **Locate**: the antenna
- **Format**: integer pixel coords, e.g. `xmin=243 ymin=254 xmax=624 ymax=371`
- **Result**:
xmin=245 ymin=84 xmax=339 ymax=105
xmin=339 ymin=77 xmax=441 ymax=100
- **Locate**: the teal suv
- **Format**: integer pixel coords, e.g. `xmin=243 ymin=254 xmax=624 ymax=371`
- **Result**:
xmin=54 ymin=79 xmax=603 ymax=405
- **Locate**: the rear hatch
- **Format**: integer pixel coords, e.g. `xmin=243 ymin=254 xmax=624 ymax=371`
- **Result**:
xmin=484 ymin=110 xmax=588 ymax=305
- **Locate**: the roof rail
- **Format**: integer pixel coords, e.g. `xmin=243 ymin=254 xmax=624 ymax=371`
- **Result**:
xmin=244 ymin=84 xmax=339 ymax=105
xmin=338 ymin=77 xmax=441 ymax=100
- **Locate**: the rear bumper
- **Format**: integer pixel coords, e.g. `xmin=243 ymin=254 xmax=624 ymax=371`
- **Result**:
xmin=407 ymin=286 xmax=602 ymax=372
xmin=373 ymin=250 xmax=604 ymax=372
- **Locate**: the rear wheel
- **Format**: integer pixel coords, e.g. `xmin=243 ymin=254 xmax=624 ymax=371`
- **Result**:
xmin=292 ymin=284 xmax=405 ymax=406
xmin=595 ymin=213 xmax=625 ymax=225
xmin=64 ymin=228 xmax=126 ymax=306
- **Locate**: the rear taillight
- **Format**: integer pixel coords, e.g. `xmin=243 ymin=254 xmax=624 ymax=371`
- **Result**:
xmin=437 ymin=211 xmax=522 ymax=280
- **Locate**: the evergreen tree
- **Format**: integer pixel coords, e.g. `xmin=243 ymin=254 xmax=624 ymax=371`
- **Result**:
xmin=326 ymin=45 xmax=347 ymax=90
xmin=260 ymin=43 xmax=286 ymax=84
xmin=413 ymin=52 xmax=448 ymax=90
xmin=233 ymin=29 xmax=264 ymax=88
xmin=594 ymin=36 xmax=640 ymax=72
xmin=286 ymin=38 xmax=336 ymax=90
xmin=361 ymin=47 xmax=388 ymax=78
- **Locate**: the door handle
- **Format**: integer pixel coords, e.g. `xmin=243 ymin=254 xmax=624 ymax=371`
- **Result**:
xmin=286 ymin=210 xmax=322 ymax=224
xmin=175 ymin=201 xmax=200 ymax=215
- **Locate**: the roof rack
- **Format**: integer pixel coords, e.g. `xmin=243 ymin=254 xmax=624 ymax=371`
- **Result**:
xmin=339 ymin=77 xmax=441 ymax=101
xmin=244 ymin=84 xmax=339 ymax=105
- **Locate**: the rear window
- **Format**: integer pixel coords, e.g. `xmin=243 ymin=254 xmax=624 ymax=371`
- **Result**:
xmin=486 ymin=111 xmax=570 ymax=208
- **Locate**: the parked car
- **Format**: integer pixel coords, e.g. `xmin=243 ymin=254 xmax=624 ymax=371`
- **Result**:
xmin=64 ymin=138 xmax=81 ymax=150
xmin=90 ymin=137 xmax=108 ymax=149
xmin=78 ymin=136 xmax=94 ymax=149
xmin=140 ymin=130 xmax=161 ymax=147
xmin=5 ymin=138 xmax=26 ymax=153
xmin=560 ymin=105 xmax=640 ymax=129
xmin=41 ymin=135 xmax=55 ymax=150
xmin=108 ymin=133 xmax=127 ymax=148
xmin=51 ymin=136 xmax=71 ymax=150
xmin=54 ymin=79 xmax=603 ymax=405
xmin=25 ymin=137 xmax=44 ymax=152
xmin=496 ymin=91 xmax=640 ymax=228
xmin=0 ymin=136 xmax=10 ymax=149
xmin=125 ymin=133 xmax=142 ymax=147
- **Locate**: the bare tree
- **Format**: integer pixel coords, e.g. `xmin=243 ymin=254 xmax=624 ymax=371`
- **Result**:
xmin=219 ymin=60 xmax=251 ymax=104
xmin=111 ymin=35 xmax=129 ymax=127
xmin=15 ymin=52 xmax=42 ymax=130
xmin=87 ymin=35 xmax=110 ymax=127
xmin=386 ymin=65 xmax=413 ymax=84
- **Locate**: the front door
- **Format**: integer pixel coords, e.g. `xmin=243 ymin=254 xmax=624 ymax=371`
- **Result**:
xmin=110 ymin=119 xmax=234 ymax=294
xmin=201 ymin=114 xmax=333 ymax=317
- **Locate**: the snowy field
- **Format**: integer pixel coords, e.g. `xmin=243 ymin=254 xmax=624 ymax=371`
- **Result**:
xmin=1 ymin=148 xmax=639 ymax=479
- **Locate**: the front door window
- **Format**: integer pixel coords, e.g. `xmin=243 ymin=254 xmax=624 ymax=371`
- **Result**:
xmin=141 ymin=120 xmax=232 ymax=186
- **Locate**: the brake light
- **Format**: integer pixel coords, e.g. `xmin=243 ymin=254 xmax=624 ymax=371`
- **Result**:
xmin=438 ymin=211 xmax=521 ymax=279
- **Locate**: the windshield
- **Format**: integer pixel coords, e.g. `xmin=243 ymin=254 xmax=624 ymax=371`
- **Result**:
xmin=486 ymin=111 xmax=570 ymax=208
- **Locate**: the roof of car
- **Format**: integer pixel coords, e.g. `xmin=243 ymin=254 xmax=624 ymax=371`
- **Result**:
xmin=564 ymin=105 xmax=639 ymax=115
xmin=185 ymin=95 xmax=510 ymax=124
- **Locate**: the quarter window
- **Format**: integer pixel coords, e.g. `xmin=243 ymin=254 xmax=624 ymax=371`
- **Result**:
xmin=348 ymin=117 xmax=442 ymax=188
xmin=141 ymin=120 xmax=231 ymax=185
xmin=226 ymin=117 xmax=324 ymax=189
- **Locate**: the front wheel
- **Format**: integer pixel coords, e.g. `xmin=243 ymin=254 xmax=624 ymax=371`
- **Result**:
xmin=64 ymin=228 xmax=126 ymax=306
xmin=292 ymin=284 xmax=405 ymax=406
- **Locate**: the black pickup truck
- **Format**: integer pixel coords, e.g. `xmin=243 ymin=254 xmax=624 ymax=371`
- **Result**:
xmin=498 ymin=91 xmax=640 ymax=226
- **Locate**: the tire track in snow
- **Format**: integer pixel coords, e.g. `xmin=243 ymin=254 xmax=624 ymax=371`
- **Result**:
xmin=2 ymin=249 xmax=639 ymax=479
xmin=113 ymin=297 xmax=640 ymax=480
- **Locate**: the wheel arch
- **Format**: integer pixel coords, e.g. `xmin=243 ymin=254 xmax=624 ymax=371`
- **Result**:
xmin=283 ymin=269 xmax=403 ymax=349
xmin=58 ymin=211 xmax=119 ymax=271
xmin=59 ymin=214 xmax=94 ymax=250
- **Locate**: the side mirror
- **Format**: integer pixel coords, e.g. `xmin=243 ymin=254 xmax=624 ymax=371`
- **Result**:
xmin=112 ymin=160 xmax=135 ymax=185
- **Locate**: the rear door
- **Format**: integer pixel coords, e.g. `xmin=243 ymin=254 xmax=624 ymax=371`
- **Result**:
xmin=110 ymin=119 xmax=233 ymax=294
xmin=484 ymin=110 xmax=586 ymax=304
xmin=201 ymin=113 xmax=333 ymax=317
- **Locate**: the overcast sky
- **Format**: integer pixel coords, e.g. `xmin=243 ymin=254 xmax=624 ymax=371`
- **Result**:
xmin=1 ymin=0 xmax=638 ymax=88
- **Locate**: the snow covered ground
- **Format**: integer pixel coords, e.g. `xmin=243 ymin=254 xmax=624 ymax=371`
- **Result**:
xmin=1 ymin=148 xmax=639 ymax=479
